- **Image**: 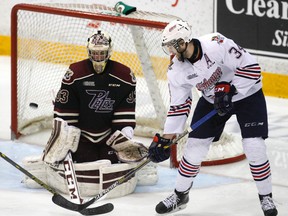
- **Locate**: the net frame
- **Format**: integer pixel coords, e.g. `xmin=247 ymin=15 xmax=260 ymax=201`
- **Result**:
xmin=11 ymin=3 xmax=176 ymax=138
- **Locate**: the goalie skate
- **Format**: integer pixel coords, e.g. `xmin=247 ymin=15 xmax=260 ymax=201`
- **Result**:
xmin=155 ymin=189 xmax=189 ymax=214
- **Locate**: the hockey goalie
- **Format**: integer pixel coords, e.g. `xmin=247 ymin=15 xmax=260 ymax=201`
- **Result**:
xmin=22 ymin=118 xmax=158 ymax=199
xmin=22 ymin=30 xmax=157 ymax=199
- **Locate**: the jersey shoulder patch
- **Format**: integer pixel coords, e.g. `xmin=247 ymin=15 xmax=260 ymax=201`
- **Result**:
xmin=198 ymin=33 xmax=227 ymax=60
xmin=211 ymin=34 xmax=225 ymax=44
xmin=199 ymin=33 xmax=225 ymax=46
xmin=62 ymin=59 xmax=94 ymax=84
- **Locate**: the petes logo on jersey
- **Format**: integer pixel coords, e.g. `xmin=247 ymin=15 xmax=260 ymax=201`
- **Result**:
xmin=86 ymin=90 xmax=115 ymax=113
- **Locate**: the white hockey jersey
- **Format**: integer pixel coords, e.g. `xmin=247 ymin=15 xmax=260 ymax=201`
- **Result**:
xmin=164 ymin=32 xmax=262 ymax=134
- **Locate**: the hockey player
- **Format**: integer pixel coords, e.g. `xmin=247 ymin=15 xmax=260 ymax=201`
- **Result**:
xmin=23 ymin=30 xmax=157 ymax=199
xmin=51 ymin=29 xmax=137 ymax=163
xmin=148 ymin=20 xmax=278 ymax=216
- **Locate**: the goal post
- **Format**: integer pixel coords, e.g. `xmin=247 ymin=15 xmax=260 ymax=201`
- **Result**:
xmin=11 ymin=3 xmax=245 ymax=168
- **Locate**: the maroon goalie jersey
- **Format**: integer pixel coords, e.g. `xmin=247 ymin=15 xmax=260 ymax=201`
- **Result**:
xmin=54 ymin=59 xmax=136 ymax=162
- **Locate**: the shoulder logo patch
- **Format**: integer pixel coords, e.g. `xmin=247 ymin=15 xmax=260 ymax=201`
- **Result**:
xmin=211 ymin=35 xmax=224 ymax=44
xmin=63 ymin=69 xmax=74 ymax=81
xmin=130 ymin=71 xmax=136 ymax=83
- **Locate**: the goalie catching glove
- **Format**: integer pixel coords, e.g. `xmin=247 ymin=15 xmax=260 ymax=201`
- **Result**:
xmin=148 ymin=133 xmax=173 ymax=163
xmin=106 ymin=130 xmax=148 ymax=163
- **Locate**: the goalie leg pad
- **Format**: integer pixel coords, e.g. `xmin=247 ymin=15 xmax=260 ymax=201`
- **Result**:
xmin=22 ymin=156 xmax=138 ymax=198
xmin=68 ymin=160 xmax=112 ymax=197
xmin=22 ymin=155 xmax=48 ymax=189
xmin=22 ymin=155 xmax=79 ymax=193
xmin=22 ymin=156 xmax=111 ymax=194
xmin=136 ymin=161 xmax=158 ymax=186
xmin=101 ymin=162 xmax=138 ymax=198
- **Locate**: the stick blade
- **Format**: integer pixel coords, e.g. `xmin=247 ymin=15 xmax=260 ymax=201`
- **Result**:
xmin=80 ymin=203 xmax=114 ymax=215
xmin=52 ymin=194 xmax=94 ymax=211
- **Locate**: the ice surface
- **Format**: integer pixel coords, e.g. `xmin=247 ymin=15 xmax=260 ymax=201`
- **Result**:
xmin=1 ymin=56 xmax=288 ymax=215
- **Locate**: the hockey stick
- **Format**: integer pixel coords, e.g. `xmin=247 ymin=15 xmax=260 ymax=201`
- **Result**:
xmin=54 ymin=109 xmax=217 ymax=215
xmin=0 ymin=151 xmax=113 ymax=215
xmin=63 ymin=152 xmax=83 ymax=204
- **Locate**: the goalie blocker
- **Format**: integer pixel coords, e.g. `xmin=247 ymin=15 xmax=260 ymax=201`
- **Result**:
xmin=22 ymin=118 xmax=157 ymax=197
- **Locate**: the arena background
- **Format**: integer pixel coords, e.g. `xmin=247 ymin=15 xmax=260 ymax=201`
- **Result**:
xmin=0 ymin=0 xmax=287 ymax=98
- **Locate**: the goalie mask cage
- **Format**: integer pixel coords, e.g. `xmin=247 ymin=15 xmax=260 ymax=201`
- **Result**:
xmin=11 ymin=3 xmax=245 ymax=168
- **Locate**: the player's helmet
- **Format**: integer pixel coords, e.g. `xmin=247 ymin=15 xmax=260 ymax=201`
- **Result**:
xmin=161 ymin=19 xmax=192 ymax=55
xmin=87 ymin=30 xmax=113 ymax=73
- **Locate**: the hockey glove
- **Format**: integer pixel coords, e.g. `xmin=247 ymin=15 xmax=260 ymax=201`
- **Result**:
xmin=148 ymin=133 xmax=172 ymax=163
xmin=214 ymin=82 xmax=237 ymax=116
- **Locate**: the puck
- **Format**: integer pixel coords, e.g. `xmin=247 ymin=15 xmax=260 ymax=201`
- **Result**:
xmin=29 ymin=102 xmax=38 ymax=108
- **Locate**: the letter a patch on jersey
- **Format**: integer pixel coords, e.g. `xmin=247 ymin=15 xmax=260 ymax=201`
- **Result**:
xmin=204 ymin=53 xmax=215 ymax=69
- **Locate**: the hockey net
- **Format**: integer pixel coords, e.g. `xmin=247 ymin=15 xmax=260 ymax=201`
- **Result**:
xmin=11 ymin=3 xmax=245 ymax=168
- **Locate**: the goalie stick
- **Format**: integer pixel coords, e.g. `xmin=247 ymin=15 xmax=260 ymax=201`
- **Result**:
xmin=63 ymin=152 xmax=83 ymax=204
xmin=54 ymin=109 xmax=218 ymax=215
xmin=0 ymin=151 xmax=113 ymax=215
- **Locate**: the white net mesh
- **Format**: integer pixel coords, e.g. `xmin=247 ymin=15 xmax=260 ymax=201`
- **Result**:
xmin=13 ymin=3 xmax=180 ymax=137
